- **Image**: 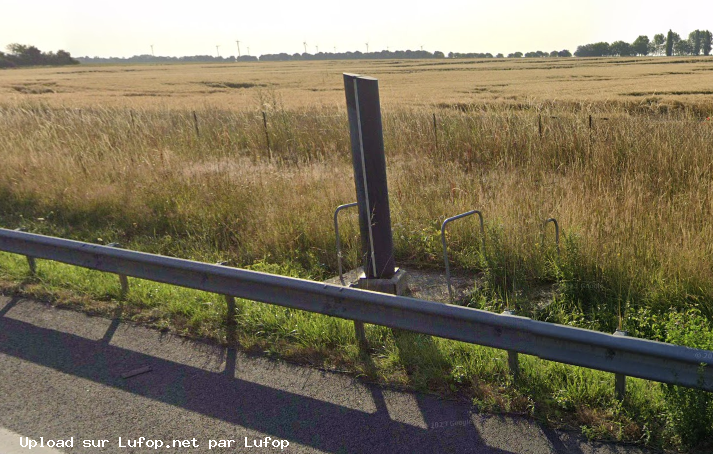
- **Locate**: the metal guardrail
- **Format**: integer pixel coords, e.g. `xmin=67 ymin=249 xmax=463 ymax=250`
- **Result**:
xmin=0 ymin=227 xmax=712 ymax=392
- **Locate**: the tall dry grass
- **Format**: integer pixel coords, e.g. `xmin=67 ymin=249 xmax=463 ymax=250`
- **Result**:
xmin=1 ymin=98 xmax=713 ymax=328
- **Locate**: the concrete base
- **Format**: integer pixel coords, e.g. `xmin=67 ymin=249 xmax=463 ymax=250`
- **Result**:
xmin=354 ymin=268 xmax=409 ymax=296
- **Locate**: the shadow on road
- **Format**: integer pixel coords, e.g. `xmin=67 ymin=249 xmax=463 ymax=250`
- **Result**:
xmin=0 ymin=299 xmax=586 ymax=454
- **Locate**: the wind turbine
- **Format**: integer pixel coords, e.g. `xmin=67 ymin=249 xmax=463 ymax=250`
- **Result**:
xmin=365 ymin=42 xmax=369 ymax=53
xmin=247 ymin=46 xmax=250 ymax=56
xmin=315 ymin=45 xmax=319 ymax=53
xmin=236 ymin=40 xmax=241 ymax=58
xmin=303 ymin=41 xmax=307 ymax=53
xmin=216 ymin=45 xmax=221 ymax=57
xmin=150 ymin=45 xmax=154 ymax=56
xmin=420 ymin=45 xmax=424 ymax=51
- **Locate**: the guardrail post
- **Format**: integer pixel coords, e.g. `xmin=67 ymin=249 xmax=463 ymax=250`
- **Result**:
xmin=107 ymin=243 xmax=129 ymax=298
xmin=502 ymin=309 xmax=520 ymax=379
xmin=613 ymin=329 xmax=628 ymax=400
xmin=441 ymin=210 xmax=486 ymax=303
xmin=225 ymin=295 xmax=238 ymax=344
xmin=14 ymin=228 xmax=36 ymax=275
xmin=216 ymin=262 xmax=239 ymax=344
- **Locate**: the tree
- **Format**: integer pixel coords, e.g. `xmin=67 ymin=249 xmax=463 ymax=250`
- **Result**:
xmin=558 ymin=49 xmax=572 ymax=57
xmin=652 ymin=33 xmax=665 ymax=55
xmin=674 ymin=38 xmax=692 ymax=55
xmin=507 ymin=52 xmax=522 ymax=58
xmin=3 ymin=43 xmax=78 ymax=67
xmin=689 ymin=30 xmax=702 ymax=55
xmin=0 ymin=50 xmax=15 ymax=68
xmin=665 ymin=30 xmax=676 ymax=56
xmin=575 ymin=42 xmax=611 ymax=57
xmin=610 ymin=40 xmax=632 ymax=56
xmin=632 ymin=35 xmax=650 ymax=56
xmin=702 ymin=30 xmax=713 ymax=56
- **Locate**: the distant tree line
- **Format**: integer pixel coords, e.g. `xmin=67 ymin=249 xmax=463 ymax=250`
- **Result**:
xmin=77 ymin=54 xmax=259 ymax=64
xmin=18 ymin=29 xmax=713 ymax=68
xmin=574 ymin=29 xmax=712 ymax=57
xmin=79 ymin=50 xmax=444 ymax=64
xmin=0 ymin=44 xmax=79 ymax=68
xmin=259 ymin=49 xmax=445 ymax=61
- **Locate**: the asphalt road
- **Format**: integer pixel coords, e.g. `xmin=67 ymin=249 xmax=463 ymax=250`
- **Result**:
xmin=0 ymin=295 xmax=654 ymax=454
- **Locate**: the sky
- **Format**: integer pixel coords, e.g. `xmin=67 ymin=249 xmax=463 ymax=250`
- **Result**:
xmin=2 ymin=0 xmax=712 ymax=58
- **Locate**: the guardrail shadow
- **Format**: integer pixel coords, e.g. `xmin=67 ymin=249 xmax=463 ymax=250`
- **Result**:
xmin=0 ymin=297 xmax=590 ymax=454
xmin=0 ymin=306 xmax=499 ymax=452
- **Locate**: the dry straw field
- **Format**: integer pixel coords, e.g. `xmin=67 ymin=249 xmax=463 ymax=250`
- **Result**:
xmin=2 ymin=56 xmax=713 ymax=449
xmin=2 ymin=56 xmax=713 ymax=109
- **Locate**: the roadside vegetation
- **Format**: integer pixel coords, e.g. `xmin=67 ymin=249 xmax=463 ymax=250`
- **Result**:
xmin=1 ymin=59 xmax=713 ymax=451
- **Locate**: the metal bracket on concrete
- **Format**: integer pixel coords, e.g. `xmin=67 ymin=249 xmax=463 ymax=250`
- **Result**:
xmin=441 ymin=210 xmax=486 ymax=303
xmin=333 ymin=202 xmax=358 ymax=286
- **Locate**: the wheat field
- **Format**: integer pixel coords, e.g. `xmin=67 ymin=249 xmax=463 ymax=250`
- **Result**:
xmin=1 ymin=56 xmax=713 ymax=110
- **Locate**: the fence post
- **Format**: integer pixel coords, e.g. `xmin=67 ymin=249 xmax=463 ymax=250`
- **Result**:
xmin=192 ymin=111 xmax=200 ymax=137
xmin=538 ymin=114 xmax=543 ymax=139
xmin=262 ymin=111 xmax=271 ymax=159
xmin=433 ymin=113 xmax=438 ymax=151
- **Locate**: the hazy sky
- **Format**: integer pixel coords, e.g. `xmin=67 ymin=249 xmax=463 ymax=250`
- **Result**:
xmin=2 ymin=0 xmax=712 ymax=58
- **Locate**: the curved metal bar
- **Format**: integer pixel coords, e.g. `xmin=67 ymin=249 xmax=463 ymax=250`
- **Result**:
xmin=543 ymin=218 xmax=560 ymax=255
xmin=333 ymin=202 xmax=358 ymax=286
xmin=441 ymin=210 xmax=485 ymax=303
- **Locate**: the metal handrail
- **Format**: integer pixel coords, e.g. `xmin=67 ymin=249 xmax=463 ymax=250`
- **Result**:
xmin=543 ymin=218 xmax=560 ymax=255
xmin=0 ymin=227 xmax=712 ymax=392
xmin=441 ymin=210 xmax=485 ymax=303
xmin=333 ymin=202 xmax=358 ymax=285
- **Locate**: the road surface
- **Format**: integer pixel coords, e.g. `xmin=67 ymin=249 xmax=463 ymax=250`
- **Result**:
xmin=0 ymin=295 xmax=653 ymax=453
